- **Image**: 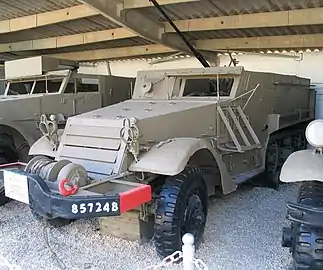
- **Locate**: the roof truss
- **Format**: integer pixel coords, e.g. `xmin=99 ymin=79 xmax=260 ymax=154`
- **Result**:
xmin=1 ymin=1 xmax=323 ymax=62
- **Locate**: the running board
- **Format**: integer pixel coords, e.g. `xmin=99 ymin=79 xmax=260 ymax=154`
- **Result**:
xmin=233 ymin=169 xmax=264 ymax=185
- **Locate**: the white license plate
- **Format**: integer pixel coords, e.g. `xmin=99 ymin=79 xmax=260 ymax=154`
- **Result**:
xmin=3 ymin=170 xmax=29 ymax=205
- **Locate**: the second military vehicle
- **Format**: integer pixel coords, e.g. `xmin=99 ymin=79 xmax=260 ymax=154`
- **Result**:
xmin=2 ymin=64 xmax=315 ymax=257
xmin=0 ymin=56 xmax=134 ymax=206
xmin=280 ymin=119 xmax=323 ymax=270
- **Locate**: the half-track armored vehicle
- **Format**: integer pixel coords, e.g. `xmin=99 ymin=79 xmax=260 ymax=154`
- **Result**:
xmin=0 ymin=56 xmax=134 ymax=206
xmin=280 ymin=119 xmax=323 ymax=270
xmin=2 ymin=66 xmax=314 ymax=258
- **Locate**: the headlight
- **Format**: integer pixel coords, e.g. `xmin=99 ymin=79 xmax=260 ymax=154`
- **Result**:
xmin=306 ymin=119 xmax=323 ymax=148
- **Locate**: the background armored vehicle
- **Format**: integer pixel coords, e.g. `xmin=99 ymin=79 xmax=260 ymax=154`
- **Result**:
xmin=0 ymin=56 xmax=134 ymax=206
xmin=2 ymin=65 xmax=315 ymax=258
xmin=280 ymin=119 xmax=323 ymax=270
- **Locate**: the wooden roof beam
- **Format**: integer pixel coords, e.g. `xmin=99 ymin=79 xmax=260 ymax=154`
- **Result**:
xmin=2 ymin=6 xmax=323 ymax=53
xmin=0 ymin=1 xmax=198 ymax=35
xmin=7 ymin=33 xmax=322 ymax=62
xmin=48 ymin=34 xmax=323 ymax=62
xmin=196 ymin=34 xmax=323 ymax=50
xmin=0 ymin=5 xmax=97 ymax=34
xmin=0 ymin=4 xmax=322 ymax=37
xmin=78 ymin=0 xmax=218 ymax=65
xmin=165 ymin=7 xmax=323 ymax=32
xmin=122 ymin=0 xmax=199 ymax=9
xmin=48 ymin=44 xmax=176 ymax=61
xmin=0 ymin=28 xmax=136 ymax=53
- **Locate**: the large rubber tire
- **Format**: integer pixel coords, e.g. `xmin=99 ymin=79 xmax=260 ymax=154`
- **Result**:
xmin=0 ymin=134 xmax=18 ymax=206
xmin=291 ymin=181 xmax=323 ymax=270
xmin=154 ymin=166 xmax=208 ymax=258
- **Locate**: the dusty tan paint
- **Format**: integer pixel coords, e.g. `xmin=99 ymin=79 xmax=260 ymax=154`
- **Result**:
xmin=0 ymin=56 xmax=134 ymax=162
xmin=31 ymin=66 xmax=314 ymax=195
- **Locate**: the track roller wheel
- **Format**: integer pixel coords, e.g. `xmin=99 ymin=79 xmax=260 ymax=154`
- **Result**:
xmin=287 ymin=182 xmax=323 ymax=270
xmin=154 ymin=166 xmax=208 ymax=258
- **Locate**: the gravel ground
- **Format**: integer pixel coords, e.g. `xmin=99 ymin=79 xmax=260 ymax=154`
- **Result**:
xmin=0 ymin=183 xmax=298 ymax=270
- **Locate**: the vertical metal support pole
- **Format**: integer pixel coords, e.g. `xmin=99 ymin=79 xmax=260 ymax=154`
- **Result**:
xmin=106 ymin=61 xmax=112 ymax=75
xmin=4 ymin=81 xmax=10 ymax=96
xmin=45 ymin=76 xmax=48 ymax=93
xmin=217 ymin=74 xmax=220 ymax=101
xmin=182 ymin=233 xmax=195 ymax=270
xmin=30 ymin=81 xmax=36 ymax=94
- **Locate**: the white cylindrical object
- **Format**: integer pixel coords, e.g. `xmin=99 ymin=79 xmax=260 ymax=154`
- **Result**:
xmin=182 ymin=233 xmax=195 ymax=270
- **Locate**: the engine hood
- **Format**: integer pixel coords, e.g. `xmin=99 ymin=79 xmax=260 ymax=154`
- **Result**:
xmin=71 ymin=99 xmax=216 ymax=122
xmin=56 ymin=98 xmax=219 ymax=178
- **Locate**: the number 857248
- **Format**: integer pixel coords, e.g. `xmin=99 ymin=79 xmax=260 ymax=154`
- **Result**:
xmin=71 ymin=201 xmax=119 ymax=214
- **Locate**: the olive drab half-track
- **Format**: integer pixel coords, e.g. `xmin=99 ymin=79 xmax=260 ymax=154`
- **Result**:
xmin=0 ymin=56 xmax=135 ymax=206
xmin=2 ymin=65 xmax=315 ymax=258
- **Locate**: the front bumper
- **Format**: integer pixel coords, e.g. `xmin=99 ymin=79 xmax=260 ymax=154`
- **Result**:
xmin=1 ymin=162 xmax=152 ymax=220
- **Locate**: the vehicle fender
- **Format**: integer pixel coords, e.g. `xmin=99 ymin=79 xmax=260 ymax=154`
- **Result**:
xmin=280 ymin=149 xmax=323 ymax=183
xmin=128 ymin=137 xmax=237 ymax=194
xmin=0 ymin=120 xmax=36 ymax=147
xmin=28 ymin=129 xmax=64 ymax=158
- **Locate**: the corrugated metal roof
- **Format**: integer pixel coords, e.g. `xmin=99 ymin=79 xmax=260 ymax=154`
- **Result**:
xmin=0 ymin=52 xmax=19 ymax=62
xmin=140 ymin=0 xmax=323 ymax=21
xmin=0 ymin=0 xmax=79 ymax=20
xmin=1 ymin=0 xmax=323 ymax=60
xmin=1 ymin=15 xmax=120 ymax=43
xmin=183 ymin=25 xmax=323 ymax=40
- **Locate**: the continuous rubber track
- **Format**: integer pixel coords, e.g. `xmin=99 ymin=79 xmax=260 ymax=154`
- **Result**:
xmin=154 ymin=166 xmax=208 ymax=258
xmin=292 ymin=182 xmax=323 ymax=270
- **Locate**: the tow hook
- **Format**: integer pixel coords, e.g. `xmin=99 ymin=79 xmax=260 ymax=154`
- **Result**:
xmin=282 ymin=227 xmax=293 ymax=248
xmin=58 ymin=179 xmax=79 ymax=196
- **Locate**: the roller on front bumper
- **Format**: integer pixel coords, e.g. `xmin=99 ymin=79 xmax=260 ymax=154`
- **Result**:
xmin=0 ymin=162 xmax=152 ymax=220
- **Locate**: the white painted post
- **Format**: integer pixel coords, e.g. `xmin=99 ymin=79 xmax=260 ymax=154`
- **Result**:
xmin=182 ymin=233 xmax=195 ymax=270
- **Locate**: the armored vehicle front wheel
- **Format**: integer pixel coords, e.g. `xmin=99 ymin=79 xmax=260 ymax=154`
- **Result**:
xmin=0 ymin=134 xmax=18 ymax=206
xmin=154 ymin=166 xmax=208 ymax=258
xmin=283 ymin=182 xmax=323 ymax=270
